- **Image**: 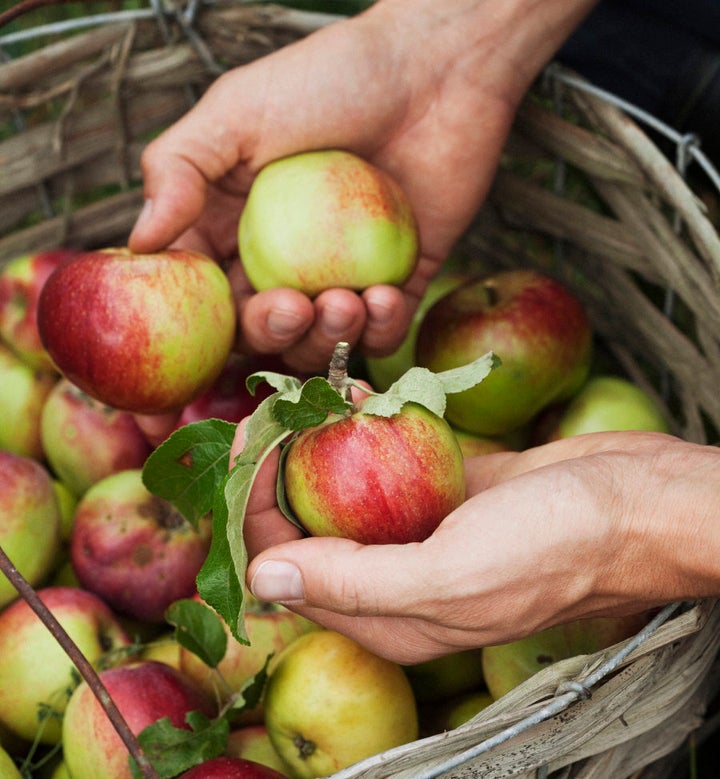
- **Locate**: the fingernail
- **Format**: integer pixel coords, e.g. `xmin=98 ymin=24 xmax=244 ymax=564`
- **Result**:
xmin=267 ymin=308 xmax=304 ymax=337
xmin=321 ymin=305 xmax=355 ymax=337
xmin=250 ymin=560 xmax=305 ymax=602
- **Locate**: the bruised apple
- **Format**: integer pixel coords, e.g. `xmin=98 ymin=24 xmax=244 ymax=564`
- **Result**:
xmin=37 ymin=247 xmax=236 ymax=414
xmin=239 ymin=150 xmax=418 ymax=297
xmin=283 ymin=402 xmax=465 ymax=545
xmin=416 ymin=269 xmax=592 ymax=436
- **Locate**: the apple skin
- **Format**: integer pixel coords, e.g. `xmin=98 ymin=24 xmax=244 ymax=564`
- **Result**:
xmin=225 ymin=724 xmax=290 ymax=775
xmin=70 ymin=469 xmax=212 ymax=623
xmin=416 ymin=269 xmax=593 ymax=436
xmin=239 ymin=150 xmax=418 ymax=297
xmin=0 ymin=586 xmax=131 ymax=745
xmin=179 ymin=756 xmax=288 ymax=779
xmin=61 ymin=660 xmax=215 ymax=779
xmin=0 ymin=744 xmax=21 ymax=779
xmin=481 ymin=613 xmax=650 ymax=700
xmin=444 ymin=690 xmax=494 ymax=729
xmin=452 ymin=428 xmax=512 ymax=458
xmin=548 ymin=375 xmax=670 ymax=439
xmin=365 ymin=272 xmax=468 ymax=392
xmin=0 ymin=248 xmax=78 ymax=372
xmin=264 ymin=630 xmax=419 ymax=779
xmin=37 ymin=247 xmax=237 ymax=414
xmin=0 ymin=451 xmax=61 ymax=609
xmin=40 ymin=378 xmax=153 ymax=497
xmin=0 ymin=341 xmax=58 ymax=459
xmin=180 ymin=593 xmax=320 ymax=723
xmin=283 ymin=402 xmax=465 ymax=545
xmin=404 ymin=648 xmax=486 ymax=704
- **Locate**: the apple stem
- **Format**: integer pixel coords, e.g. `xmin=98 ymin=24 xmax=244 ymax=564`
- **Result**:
xmin=0 ymin=544 xmax=160 ymax=779
xmin=327 ymin=341 xmax=353 ymax=404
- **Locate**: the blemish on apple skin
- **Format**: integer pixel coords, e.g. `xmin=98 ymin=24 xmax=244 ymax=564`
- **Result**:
xmin=536 ymin=654 xmax=555 ymax=665
xmin=293 ymin=734 xmax=316 ymax=759
xmin=138 ymin=497 xmax=187 ymax=531
xmin=133 ymin=544 xmax=154 ymax=567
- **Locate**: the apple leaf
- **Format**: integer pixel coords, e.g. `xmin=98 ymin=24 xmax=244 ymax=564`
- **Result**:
xmin=361 ymin=352 xmax=499 ymax=418
xmin=246 ymin=370 xmax=303 ymax=395
xmin=272 ymin=375 xmax=352 ymax=430
xmin=165 ymin=598 xmax=228 ymax=669
xmin=226 ymin=654 xmax=272 ymax=716
xmin=130 ymin=712 xmax=229 ymax=778
xmin=141 ymin=419 xmax=237 ymax=526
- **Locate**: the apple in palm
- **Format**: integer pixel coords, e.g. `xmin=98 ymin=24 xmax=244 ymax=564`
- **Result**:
xmin=0 ymin=586 xmax=131 ymax=744
xmin=179 ymin=756 xmax=288 ymax=778
xmin=37 ymin=247 xmax=236 ymax=414
xmin=0 ymin=451 xmax=61 ymax=609
xmin=548 ymin=375 xmax=670 ymax=439
xmin=283 ymin=401 xmax=465 ymax=545
xmin=0 ymin=248 xmax=77 ymax=371
xmin=416 ymin=269 xmax=593 ymax=436
xmin=239 ymin=150 xmax=418 ymax=297
xmin=264 ymin=630 xmax=418 ymax=779
xmin=41 ymin=378 xmax=153 ymax=497
xmin=70 ymin=469 xmax=211 ymax=623
xmin=62 ymin=660 xmax=215 ymax=779
xmin=0 ymin=341 xmax=57 ymax=459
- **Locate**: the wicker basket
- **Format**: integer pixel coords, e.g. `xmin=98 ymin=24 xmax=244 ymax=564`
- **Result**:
xmin=2 ymin=3 xmax=720 ymax=778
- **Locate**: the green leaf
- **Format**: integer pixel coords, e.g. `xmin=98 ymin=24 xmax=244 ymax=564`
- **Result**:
xmin=247 ymin=370 xmax=303 ymax=396
xmin=130 ymin=712 xmax=229 ymax=778
xmin=361 ymin=352 xmax=499 ymax=418
xmin=196 ymin=472 xmax=247 ymax=645
xmin=227 ymin=655 xmax=272 ymax=716
xmin=165 ymin=598 xmax=228 ymax=668
xmin=272 ymin=375 xmax=352 ymax=430
xmin=141 ymin=419 xmax=237 ymax=526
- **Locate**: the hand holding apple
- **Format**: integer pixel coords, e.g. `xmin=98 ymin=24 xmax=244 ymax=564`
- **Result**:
xmin=37 ymin=247 xmax=236 ymax=414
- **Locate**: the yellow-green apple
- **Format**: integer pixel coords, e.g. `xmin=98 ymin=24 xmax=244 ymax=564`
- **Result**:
xmin=365 ymin=272 xmax=468 ymax=392
xmin=49 ymin=760 xmax=70 ymax=779
xmin=0 ymin=743 xmax=21 ymax=779
xmin=416 ymin=269 xmax=593 ymax=436
xmin=69 ymin=469 xmax=211 ymax=623
xmin=178 ymin=756 xmax=288 ymax=778
xmin=283 ymin=401 xmax=465 ymax=545
xmin=36 ymin=247 xmax=236 ymax=414
xmin=140 ymin=631 xmax=183 ymax=670
xmin=0 ymin=586 xmax=131 ymax=745
xmin=444 ymin=690 xmax=494 ymax=729
xmin=0 ymin=248 xmax=77 ymax=371
xmin=226 ymin=725 xmax=290 ymax=775
xmin=404 ymin=648 xmax=486 ymax=703
xmin=547 ymin=375 xmax=670 ymax=439
xmin=263 ymin=630 xmax=418 ymax=778
xmin=0 ymin=451 xmax=61 ymax=609
xmin=40 ymin=378 xmax=153 ymax=497
xmin=452 ymin=428 xmax=511 ymax=458
xmin=481 ymin=613 xmax=650 ymax=700
xmin=61 ymin=660 xmax=215 ymax=779
xmin=51 ymin=478 xmax=78 ymax=544
xmin=0 ymin=342 xmax=57 ymax=459
xmin=179 ymin=593 xmax=320 ymax=721
xmin=175 ymin=353 xmax=291 ymax=428
xmin=239 ymin=150 xmax=418 ymax=297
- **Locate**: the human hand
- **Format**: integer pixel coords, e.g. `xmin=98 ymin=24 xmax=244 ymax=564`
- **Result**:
xmin=238 ymin=425 xmax=720 ymax=663
xmin=129 ymin=0 xmax=596 ymax=372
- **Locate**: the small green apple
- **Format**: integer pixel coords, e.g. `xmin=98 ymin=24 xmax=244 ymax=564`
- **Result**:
xmin=264 ymin=630 xmax=419 ymax=778
xmin=452 ymin=428 xmax=511 ymax=458
xmin=365 ymin=272 xmax=468 ymax=392
xmin=0 ymin=743 xmax=21 ymax=779
xmin=226 ymin=724 xmax=291 ymax=775
xmin=445 ymin=690 xmax=494 ymax=729
xmin=481 ymin=613 xmax=649 ymax=700
xmin=549 ymin=375 xmax=670 ymax=438
xmin=239 ymin=150 xmax=418 ymax=297
xmin=404 ymin=648 xmax=486 ymax=703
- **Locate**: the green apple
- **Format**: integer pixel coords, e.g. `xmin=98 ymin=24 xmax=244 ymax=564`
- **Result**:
xmin=0 ymin=341 xmax=57 ymax=459
xmin=226 ymin=724 xmax=291 ymax=775
xmin=0 ymin=586 xmax=131 ymax=744
xmin=264 ymin=630 xmax=418 ymax=778
xmin=452 ymin=428 xmax=511 ymax=458
xmin=239 ymin=150 xmax=418 ymax=297
xmin=283 ymin=401 xmax=465 ymax=545
xmin=481 ymin=613 xmax=649 ymax=700
xmin=404 ymin=648 xmax=486 ymax=703
xmin=0 ymin=451 xmax=61 ymax=609
xmin=416 ymin=269 xmax=593 ymax=436
xmin=549 ymin=375 xmax=670 ymax=438
xmin=37 ymin=247 xmax=236 ymax=414
xmin=0 ymin=744 xmax=21 ymax=779
xmin=365 ymin=272 xmax=468 ymax=392
xmin=140 ymin=631 xmax=183 ymax=671
xmin=52 ymin=478 xmax=78 ymax=543
xmin=445 ymin=690 xmax=494 ymax=729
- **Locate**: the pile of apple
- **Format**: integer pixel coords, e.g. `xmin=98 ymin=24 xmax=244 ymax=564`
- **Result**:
xmin=0 ymin=150 xmax=672 ymax=779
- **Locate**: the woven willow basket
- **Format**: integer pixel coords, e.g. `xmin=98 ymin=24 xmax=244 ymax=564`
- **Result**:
xmin=2 ymin=3 xmax=720 ymax=778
